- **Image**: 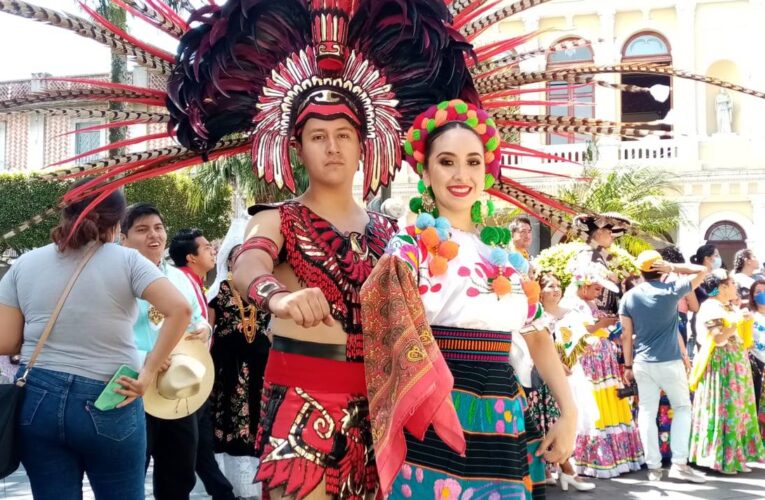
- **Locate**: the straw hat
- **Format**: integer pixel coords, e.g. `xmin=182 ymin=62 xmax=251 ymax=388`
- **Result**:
xmin=636 ymin=250 xmax=663 ymax=273
xmin=143 ymin=335 xmax=214 ymax=420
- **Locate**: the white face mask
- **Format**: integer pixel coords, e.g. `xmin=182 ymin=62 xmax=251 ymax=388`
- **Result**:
xmin=713 ymin=256 xmax=722 ymax=269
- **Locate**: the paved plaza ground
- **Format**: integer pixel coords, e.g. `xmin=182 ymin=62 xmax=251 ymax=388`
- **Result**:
xmin=3 ymin=462 xmax=765 ymax=499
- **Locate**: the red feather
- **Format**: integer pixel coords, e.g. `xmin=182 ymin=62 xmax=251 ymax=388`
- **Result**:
xmin=78 ymin=2 xmax=176 ymax=63
xmin=50 ymin=132 xmax=172 ymax=167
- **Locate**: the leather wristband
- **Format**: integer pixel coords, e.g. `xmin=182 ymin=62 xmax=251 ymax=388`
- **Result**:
xmin=233 ymin=237 xmax=280 ymax=266
xmin=247 ymin=275 xmax=288 ymax=311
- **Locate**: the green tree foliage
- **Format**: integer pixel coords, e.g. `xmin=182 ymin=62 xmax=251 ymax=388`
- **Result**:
xmin=0 ymin=173 xmax=231 ymax=252
xmin=125 ymin=173 xmax=231 ymax=240
xmin=534 ymin=242 xmax=638 ymax=290
xmin=189 ymin=152 xmax=307 ymax=211
xmin=556 ymin=166 xmax=682 ymax=255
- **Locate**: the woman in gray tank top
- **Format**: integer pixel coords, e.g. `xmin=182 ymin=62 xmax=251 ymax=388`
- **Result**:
xmin=0 ymin=185 xmax=191 ymax=499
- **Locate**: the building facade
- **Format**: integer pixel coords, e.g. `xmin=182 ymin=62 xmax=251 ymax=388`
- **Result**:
xmin=385 ymin=0 xmax=765 ymax=266
xmin=2 ymin=0 xmax=765 ymax=266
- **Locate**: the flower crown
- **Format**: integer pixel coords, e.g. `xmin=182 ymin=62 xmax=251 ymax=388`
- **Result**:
xmin=404 ymin=99 xmax=501 ymax=187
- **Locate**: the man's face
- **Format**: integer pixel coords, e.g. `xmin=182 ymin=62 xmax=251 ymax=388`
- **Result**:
xmin=189 ymin=236 xmax=216 ymax=274
xmin=296 ymin=117 xmax=361 ymax=189
xmin=512 ymin=222 xmax=532 ymax=250
xmin=122 ymin=214 xmax=167 ymax=265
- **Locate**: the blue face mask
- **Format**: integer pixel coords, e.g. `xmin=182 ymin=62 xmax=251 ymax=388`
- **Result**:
xmin=713 ymin=256 xmax=722 ymax=269
xmin=755 ymin=291 xmax=765 ymax=306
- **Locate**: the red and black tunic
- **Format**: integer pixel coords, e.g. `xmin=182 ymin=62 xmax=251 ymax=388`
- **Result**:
xmin=251 ymin=200 xmax=397 ymax=361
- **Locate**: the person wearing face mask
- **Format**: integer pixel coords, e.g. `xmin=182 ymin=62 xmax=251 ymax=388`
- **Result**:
xmin=747 ymin=280 xmax=765 ymax=441
xmin=688 ymin=245 xmax=721 ymax=354
xmin=688 ymin=270 xmax=764 ymax=474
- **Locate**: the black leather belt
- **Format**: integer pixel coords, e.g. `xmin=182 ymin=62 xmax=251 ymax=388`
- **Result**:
xmin=271 ymin=335 xmax=347 ymax=361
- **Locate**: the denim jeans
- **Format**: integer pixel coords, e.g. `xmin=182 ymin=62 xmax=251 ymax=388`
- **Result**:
xmin=15 ymin=366 xmax=146 ymax=499
xmin=634 ymin=359 xmax=692 ymax=469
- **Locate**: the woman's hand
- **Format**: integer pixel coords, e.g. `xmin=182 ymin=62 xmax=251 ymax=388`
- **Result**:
xmin=114 ymin=371 xmax=152 ymax=409
xmin=536 ymin=411 xmax=576 ymax=463
xmin=594 ymin=316 xmax=618 ymax=330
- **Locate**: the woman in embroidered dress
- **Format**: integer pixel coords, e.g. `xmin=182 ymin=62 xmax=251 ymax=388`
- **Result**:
xmin=534 ymin=272 xmax=595 ymax=492
xmin=208 ymin=243 xmax=271 ymax=499
xmin=559 ymin=263 xmax=644 ymax=478
xmin=689 ymin=270 xmax=764 ymax=473
xmin=362 ymin=100 xmax=577 ymax=500
xmin=748 ymin=280 xmax=765 ymax=440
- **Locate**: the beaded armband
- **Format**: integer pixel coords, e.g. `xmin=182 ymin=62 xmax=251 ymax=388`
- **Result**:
xmin=247 ymin=275 xmax=288 ymax=311
xmin=233 ymin=236 xmax=280 ymax=266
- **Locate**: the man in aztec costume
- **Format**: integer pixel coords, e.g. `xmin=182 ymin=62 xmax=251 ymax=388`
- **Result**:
xmin=2 ymin=0 xmax=765 ymax=498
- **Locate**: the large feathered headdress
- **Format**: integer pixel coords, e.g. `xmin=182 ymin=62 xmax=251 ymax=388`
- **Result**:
xmin=1 ymin=0 xmax=764 ymax=241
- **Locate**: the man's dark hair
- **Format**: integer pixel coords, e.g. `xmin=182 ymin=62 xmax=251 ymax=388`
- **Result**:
xmin=169 ymin=228 xmax=204 ymax=267
xmin=121 ymin=203 xmax=164 ymax=234
xmin=640 ymin=270 xmax=662 ymax=282
xmin=658 ymin=246 xmax=685 ymax=264
xmin=509 ymin=216 xmax=532 ymax=233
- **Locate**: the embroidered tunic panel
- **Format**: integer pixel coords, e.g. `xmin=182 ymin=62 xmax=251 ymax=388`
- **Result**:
xmin=277 ymin=201 xmax=397 ymax=361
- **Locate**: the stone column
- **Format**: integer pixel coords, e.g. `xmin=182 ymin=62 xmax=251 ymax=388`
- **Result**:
xmin=674 ymin=1 xmax=699 ymax=140
xmin=677 ymin=200 xmax=702 ymax=258
xmin=594 ymin=9 xmax=619 ymax=169
xmin=27 ymin=73 xmax=49 ymax=170
xmin=518 ymin=15 xmax=544 ymax=157
xmin=750 ymin=197 xmax=765 ymax=258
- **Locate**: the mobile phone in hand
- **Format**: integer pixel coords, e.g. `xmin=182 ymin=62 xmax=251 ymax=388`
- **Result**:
xmin=94 ymin=364 xmax=139 ymax=411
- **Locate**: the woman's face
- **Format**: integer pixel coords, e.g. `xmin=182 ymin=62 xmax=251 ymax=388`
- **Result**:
xmin=703 ymin=248 xmax=721 ymax=270
xmin=540 ymin=276 xmax=562 ymax=306
xmin=718 ymin=277 xmax=736 ymax=302
xmin=753 ymin=283 xmax=765 ymax=309
xmin=423 ymin=127 xmax=486 ymax=218
xmin=580 ymin=283 xmax=604 ymax=301
xmin=592 ymin=227 xmax=614 ymax=248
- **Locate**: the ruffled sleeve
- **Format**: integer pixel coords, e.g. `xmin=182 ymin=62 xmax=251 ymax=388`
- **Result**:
xmin=361 ymin=253 xmax=465 ymax=495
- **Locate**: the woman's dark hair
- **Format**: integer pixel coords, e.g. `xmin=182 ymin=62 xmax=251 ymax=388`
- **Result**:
xmin=226 ymin=244 xmax=242 ymax=269
xmin=700 ymin=269 xmax=730 ymax=295
xmin=658 ymin=246 xmax=685 ymax=264
xmin=689 ymin=244 xmax=716 ymax=265
xmin=51 ymin=183 xmax=126 ymax=252
xmin=537 ymin=271 xmax=560 ymax=291
xmin=733 ymin=248 xmax=754 ymax=273
xmin=748 ymin=279 xmax=765 ymax=311
xmin=424 ymin=122 xmax=481 ymax=167
xmin=623 ymin=274 xmax=643 ymax=292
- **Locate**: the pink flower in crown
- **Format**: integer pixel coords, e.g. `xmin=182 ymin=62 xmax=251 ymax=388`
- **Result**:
xmin=434 ymin=478 xmax=462 ymax=499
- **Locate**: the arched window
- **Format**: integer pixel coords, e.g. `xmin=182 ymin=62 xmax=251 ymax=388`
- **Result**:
xmin=621 ymin=32 xmax=672 ymax=128
xmin=705 ymin=221 xmax=746 ymax=242
xmin=546 ymin=38 xmax=595 ymax=145
xmin=705 ymin=220 xmax=747 ymax=270
xmin=623 ymin=34 xmax=671 ymax=61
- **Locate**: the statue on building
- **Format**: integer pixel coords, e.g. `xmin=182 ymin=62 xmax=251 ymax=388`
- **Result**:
xmin=715 ymin=89 xmax=733 ymax=134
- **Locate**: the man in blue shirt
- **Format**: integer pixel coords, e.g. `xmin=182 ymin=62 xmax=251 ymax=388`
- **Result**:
xmin=620 ymin=250 xmax=708 ymax=483
xmin=121 ymin=203 xmax=211 ymax=500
